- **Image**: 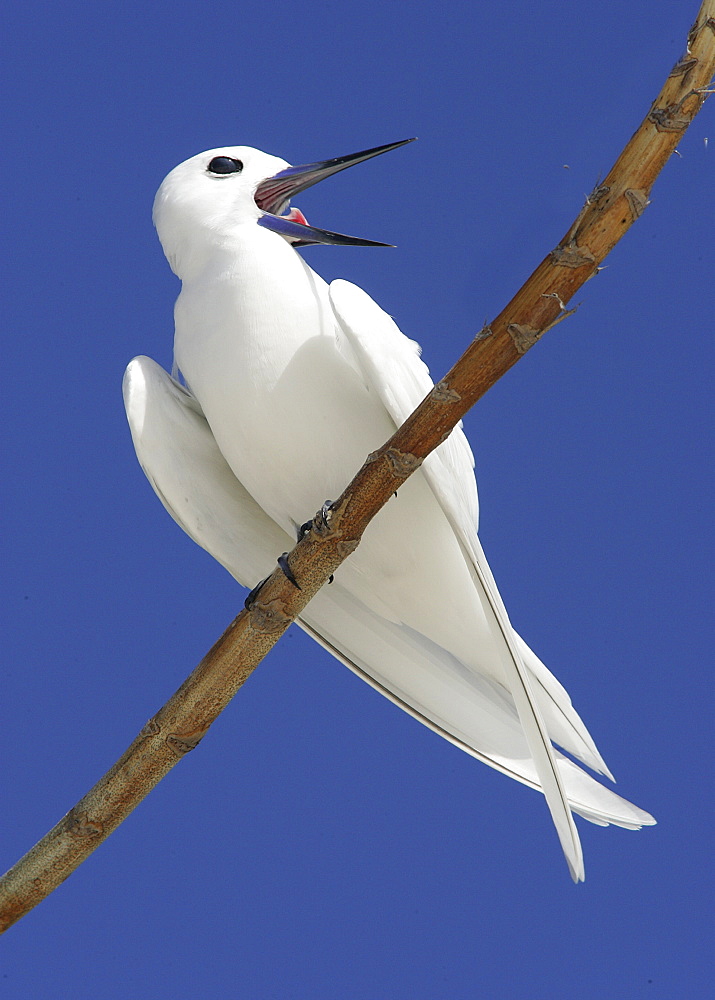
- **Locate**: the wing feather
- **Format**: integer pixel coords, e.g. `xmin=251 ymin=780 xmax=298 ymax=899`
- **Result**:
xmin=330 ymin=281 xmax=592 ymax=878
xmin=124 ymin=354 xmax=654 ymax=874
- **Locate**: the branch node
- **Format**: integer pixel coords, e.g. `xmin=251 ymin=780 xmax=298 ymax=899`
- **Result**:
xmin=670 ymin=55 xmax=698 ymax=79
xmin=586 ymin=183 xmax=611 ymax=205
xmin=138 ymin=718 xmax=161 ymax=739
xmin=507 ymin=323 xmax=543 ymax=355
xmin=624 ymin=188 xmax=650 ymax=220
xmin=432 ymin=380 xmax=462 ymax=403
xmin=166 ymin=728 xmax=207 ymax=756
xmin=648 ymin=104 xmax=691 ymax=132
xmin=249 ymin=599 xmax=291 ymax=634
xmin=66 ymin=812 xmax=104 ymax=839
xmin=562 ymin=184 xmax=609 ymax=244
xmin=385 ymin=447 xmax=423 ymax=477
xmin=475 ymin=324 xmax=493 ymax=342
xmin=550 ymin=241 xmax=597 ymax=269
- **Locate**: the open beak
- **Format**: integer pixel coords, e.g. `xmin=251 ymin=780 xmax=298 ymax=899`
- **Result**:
xmin=254 ymin=138 xmax=415 ymax=247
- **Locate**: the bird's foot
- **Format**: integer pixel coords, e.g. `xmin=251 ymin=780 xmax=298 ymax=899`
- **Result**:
xmin=244 ymin=576 xmax=270 ymax=610
xmin=297 ymin=501 xmax=336 ymax=583
xmin=298 ymin=499 xmax=336 ymax=540
xmin=277 ymin=552 xmax=301 ymax=590
xmin=244 ymin=551 xmax=303 ymax=610
xmin=319 ymin=499 xmax=335 ymax=528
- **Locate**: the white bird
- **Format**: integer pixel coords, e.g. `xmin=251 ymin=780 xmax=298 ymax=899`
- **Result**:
xmin=124 ymin=141 xmax=655 ymax=881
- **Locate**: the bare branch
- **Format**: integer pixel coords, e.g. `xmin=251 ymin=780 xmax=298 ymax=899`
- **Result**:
xmin=1 ymin=0 xmax=713 ymax=933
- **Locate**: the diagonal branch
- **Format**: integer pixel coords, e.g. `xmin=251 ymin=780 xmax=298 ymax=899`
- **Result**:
xmin=1 ymin=0 xmax=713 ymax=933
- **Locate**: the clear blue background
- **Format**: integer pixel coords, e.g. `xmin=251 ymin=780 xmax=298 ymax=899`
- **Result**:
xmin=2 ymin=2 xmax=713 ymax=997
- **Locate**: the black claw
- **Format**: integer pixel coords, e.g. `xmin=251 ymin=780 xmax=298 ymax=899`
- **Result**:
xmin=277 ymin=553 xmax=301 ymax=590
xmin=320 ymin=500 xmax=335 ymax=527
xmin=244 ymin=575 xmax=270 ymax=610
xmin=298 ymin=500 xmax=336 ymax=541
xmin=328 ymin=574 xmax=334 ymax=584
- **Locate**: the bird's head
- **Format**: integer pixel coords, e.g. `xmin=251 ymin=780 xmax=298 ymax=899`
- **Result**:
xmin=153 ymin=140 xmax=414 ymax=277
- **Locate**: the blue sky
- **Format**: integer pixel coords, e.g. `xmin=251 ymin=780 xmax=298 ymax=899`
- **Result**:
xmin=2 ymin=1 xmax=713 ymax=997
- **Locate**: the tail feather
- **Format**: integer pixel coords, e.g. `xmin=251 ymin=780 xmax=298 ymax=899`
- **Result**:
xmin=515 ymin=633 xmax=615 ymax=780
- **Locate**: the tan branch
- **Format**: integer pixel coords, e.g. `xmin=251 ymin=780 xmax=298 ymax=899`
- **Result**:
xmin=1 ymin=0 xmax=713 ymax=933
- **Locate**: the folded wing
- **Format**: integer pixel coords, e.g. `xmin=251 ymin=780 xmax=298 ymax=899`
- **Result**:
xmin=124 ymin=355 xmax=655 ymax=878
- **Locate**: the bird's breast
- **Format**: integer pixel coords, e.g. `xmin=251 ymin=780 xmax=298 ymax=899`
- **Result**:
xmin=172 ymin=234 xmax=502 ymax=674
xmin=173 ymin=240 xmax=395 ymax=533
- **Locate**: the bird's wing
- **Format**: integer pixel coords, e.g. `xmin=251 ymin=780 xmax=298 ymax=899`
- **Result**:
xmin=123 ymin=356 xmax=286 ymax=586
xmin=330 ymin=279 xmax=588 ymax=879
xmin=334 ymin=283 xmax=610 ymax=777
xmin=124 ymin=356 xmax=654 ymax=848
xmin=298 ymin=592 xmax=654 ymax=830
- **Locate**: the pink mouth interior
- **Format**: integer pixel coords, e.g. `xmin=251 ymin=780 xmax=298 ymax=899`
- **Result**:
xmin=283 ymin=206 xmax=309 ymax=226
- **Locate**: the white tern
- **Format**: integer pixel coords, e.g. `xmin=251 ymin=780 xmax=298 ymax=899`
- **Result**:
xmin=124 ymin=141 xmax=655 ymax=881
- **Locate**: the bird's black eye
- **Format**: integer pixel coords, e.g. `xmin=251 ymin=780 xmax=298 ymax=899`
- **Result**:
xmin=207 ymin=156 xmax=243 ymax=175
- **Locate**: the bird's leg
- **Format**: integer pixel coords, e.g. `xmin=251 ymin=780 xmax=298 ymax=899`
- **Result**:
xmin=247 ymin=502 xmax=340 ymax=606
xmin=247 ymin=497 xmax=338 ymax=608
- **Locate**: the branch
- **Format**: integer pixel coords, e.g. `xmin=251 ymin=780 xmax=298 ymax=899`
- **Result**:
xmin=2 ymin=0 xmax=713 ymax=933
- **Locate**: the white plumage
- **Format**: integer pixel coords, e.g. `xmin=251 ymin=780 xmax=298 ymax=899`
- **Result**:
xmin=124 ymin=144 xmax=655 ymax=880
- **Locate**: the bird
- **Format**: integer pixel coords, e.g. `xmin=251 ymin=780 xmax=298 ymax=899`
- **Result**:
xmin=123 ymin=140 xmax=655 ymax=881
